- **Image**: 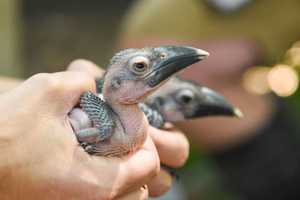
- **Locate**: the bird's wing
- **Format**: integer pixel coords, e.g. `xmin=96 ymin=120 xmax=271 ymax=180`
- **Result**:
xmin=139 ymin=103 xmax=165 ymax=128
xmin=80 ymin=91 xmax=116 ymax=140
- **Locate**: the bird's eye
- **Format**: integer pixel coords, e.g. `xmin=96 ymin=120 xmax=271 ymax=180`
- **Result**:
xmin=180 ymin=95 xmax=193 ymax=104
xmin=177 ymin=89 xmax=194 ymax=104
xmin=129 ymin=56 xmax=150 ymax=75
xmin=160 ymin=52 xmax=167 ymax=59
xmin=133 ymin=62 xmax=147 ymax=72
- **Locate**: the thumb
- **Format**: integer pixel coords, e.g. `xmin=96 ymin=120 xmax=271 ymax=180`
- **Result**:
xmin=67 ymin=59 xmax=105 ymax=78
xmin=48 ymin=71 xmax=97 ymax=114
xmin=12 ymin=71 xmax=96 ymax=116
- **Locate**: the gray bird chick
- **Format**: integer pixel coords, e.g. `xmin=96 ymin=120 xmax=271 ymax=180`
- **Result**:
xmin=69 ymin=45 xmax=209 ymax=157
xmin=145 ymin=76 xmax=243 ymax=124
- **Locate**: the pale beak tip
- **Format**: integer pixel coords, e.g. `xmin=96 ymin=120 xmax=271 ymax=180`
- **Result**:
xmin=196 ymin=48 xmax=210 ymax=57
xmin=234 ymin=108 xmax=244 ymax=118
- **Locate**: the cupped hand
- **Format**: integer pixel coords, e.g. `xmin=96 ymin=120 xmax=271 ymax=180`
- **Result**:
xmin=68 ymin=59 xmax=190 ymax=197
xmin=0 ymin=69 xmax=159 ymax=200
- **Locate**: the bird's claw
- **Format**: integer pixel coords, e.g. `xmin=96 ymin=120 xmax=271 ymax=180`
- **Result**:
xmin=80 ymin=142 xmax=95 ymax=154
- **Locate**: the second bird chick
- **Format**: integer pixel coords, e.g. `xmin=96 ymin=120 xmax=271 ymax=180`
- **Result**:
xmin=145 ymin=76 xmax=243 ymax=126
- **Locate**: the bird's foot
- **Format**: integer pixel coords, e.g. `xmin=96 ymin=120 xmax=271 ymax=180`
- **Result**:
xmin=76 ymin=128 xmax=106 ymax=143
xmin=80 ymin=142 xmax=96 ymax=154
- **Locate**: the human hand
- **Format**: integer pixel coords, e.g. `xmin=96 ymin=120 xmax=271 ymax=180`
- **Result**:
xmin=0 ymin=76 xmax=22 ymax=93
xmin=0 ymin=69 xmax=160 ymax=199
xmin=68 ymin=59 xmax=190 ymax=197
xmin=146 ymin=124 xmax=189 ymax=197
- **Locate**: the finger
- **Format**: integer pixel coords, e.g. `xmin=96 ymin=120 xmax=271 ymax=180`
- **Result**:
xmin=117 ymin=136 xmax=160 ymax=195
xmin=85 ymin=136 xmax=160 ymax=197
xmin=149 ymin=124 xmax=189 ymax=168
xmin=67 ymin=59 xmax=105 ymax=78
xmin=116 ymin=186 xmax=148 ymax=200
xmin=51 ymin=71 xmax=97 ymax=112
xmin=148 ymin=168 xmax=172 ymax=197
xmin=0 ymin=76 xmax=22 ymax=93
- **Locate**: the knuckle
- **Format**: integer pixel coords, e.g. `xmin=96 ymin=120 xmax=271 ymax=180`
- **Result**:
xmin=67 ymin=59 xmax=89 ymax=70
xmin=29 ymin=73 xmax=50 ymax=83
xmin=68 ymin=59 xmax=104 ymax=75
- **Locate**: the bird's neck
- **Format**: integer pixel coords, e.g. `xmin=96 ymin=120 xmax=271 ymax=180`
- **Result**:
xmin=102 ymin=76 xmax=148 ymax=146
xmin=105 ymin=95 xmax=148 ymax=145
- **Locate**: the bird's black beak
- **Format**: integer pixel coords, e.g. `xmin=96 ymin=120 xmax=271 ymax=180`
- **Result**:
xmin=145 ymin=46 xmax=209 ymax=87
xmin=191 ymin=87 xmax=243 ymax=118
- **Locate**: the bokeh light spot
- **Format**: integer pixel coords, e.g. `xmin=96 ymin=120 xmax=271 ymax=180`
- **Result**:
xmin=243 ymin=67 xmax=270 ymax=95
xmin=267 ymin=64 xmax=299 ymax=97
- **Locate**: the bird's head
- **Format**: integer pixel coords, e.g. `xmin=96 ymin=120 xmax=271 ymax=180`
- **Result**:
xmin=146 ymin=77 xmax=243 ymax=122
xmin=102 ymin=46 xmax=209 ymax=105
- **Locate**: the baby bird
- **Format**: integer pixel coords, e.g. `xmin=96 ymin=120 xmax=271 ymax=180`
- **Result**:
xmin=69 ymin=45 xmax=209 ymax=157
xmin=144 ymin=76 xmax=243 ymax=128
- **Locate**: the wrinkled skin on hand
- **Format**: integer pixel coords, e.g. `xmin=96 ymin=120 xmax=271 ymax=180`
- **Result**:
xmin=0 ymin=69 xmax=161 ymax=200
